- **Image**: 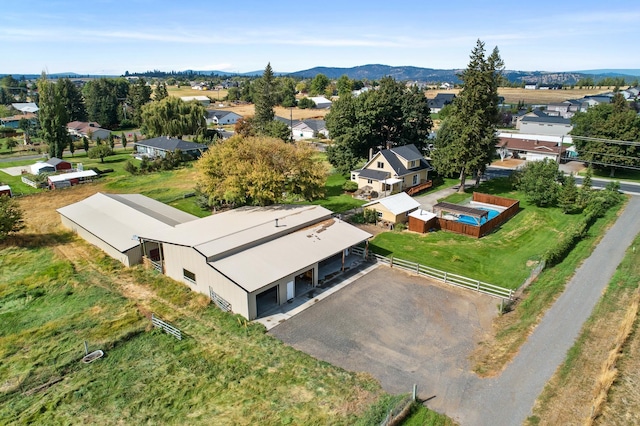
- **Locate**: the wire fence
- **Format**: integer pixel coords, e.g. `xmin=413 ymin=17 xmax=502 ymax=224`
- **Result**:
xmin=151 ymin=313 xmax=182 ymax=340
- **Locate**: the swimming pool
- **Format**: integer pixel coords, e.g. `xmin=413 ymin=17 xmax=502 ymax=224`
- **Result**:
xmin=457 ymin=208 xmax=500 ymax=226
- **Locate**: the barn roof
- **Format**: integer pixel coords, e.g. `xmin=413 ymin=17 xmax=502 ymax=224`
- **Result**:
xmin=57 ymin=193 xmax=197 ymax=252
xmin=209 ymin=218 xmax=371 ymax=293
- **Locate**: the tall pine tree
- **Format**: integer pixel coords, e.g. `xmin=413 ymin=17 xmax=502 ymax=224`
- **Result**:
xmin=38 ymin=74 xmax=71 ymax=158
xmin=253 ymin=63 xmax=276 ymax=132
xmin=431 ymin=40 xmax=504 ymax=192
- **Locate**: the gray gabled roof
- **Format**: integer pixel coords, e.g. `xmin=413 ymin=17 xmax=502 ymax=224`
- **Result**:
xmin=390 ymin=144 xmax=423 ymax=162
xmin=521 ymin=115 xmax=572 ymax=125
xmin=46 ymin=157 xmax=70 ymax=167
xmin=301 ymin=119 xmax=326 ymax=132
xmin=134 ymin=136 xmax=208 ymax=152
xmin=358 ymin=169 xmax=390 ymax=180
xmin=207 ymin=109 xmax=241 ymax=119
xmin=379 ymin=145 xmax=432 ymax=176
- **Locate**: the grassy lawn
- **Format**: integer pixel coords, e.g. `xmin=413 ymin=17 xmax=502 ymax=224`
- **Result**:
xmin=580 ymin=166 xmax=640 ymax=183
xmin=309 ymin=172 xmax=366 ymax=213
xmin=0 ymin=241 xmax=382 ymax=425
xmin=369 ymin=178 xmax=584 ymax=289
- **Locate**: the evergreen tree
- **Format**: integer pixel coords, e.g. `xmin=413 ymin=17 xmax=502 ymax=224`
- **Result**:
xmin=558 ymin=173 xmax=579 ymax=213
xmin=57 ymin=78 xmax=87 ymax=121
xmin=121 ymin=132 xmax=128 ymax=150
xmin=153 ymin=82 xmax=169 ymax=101
xmin=253 ymin=63 xmax=277 ymax=131
xmin=128 ymin=77 xmax=152 ymax=125
xmin=82 ymin=136 xmax=89 ymax=152
xmin=38 ymin=74 xmax=71 ymax=159
xmin=431 ymin=40 xmax=504 ymax=192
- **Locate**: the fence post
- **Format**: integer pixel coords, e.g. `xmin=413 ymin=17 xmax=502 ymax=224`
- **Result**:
xmin=443 ymin=272 xmax=447 ymax=283
xmin=390 ymin=256 xmax=394 ymax=268
xmin=416 ymin=262 xmax=420 ymax=274
xmin=412 ymin=384 xmax=417 ymax=401
xmin=477 ymin=280 xmax=480 ymax=292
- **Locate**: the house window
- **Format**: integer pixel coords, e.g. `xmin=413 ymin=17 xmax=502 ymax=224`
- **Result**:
xmin=367 ymin=179 xmax=373 ymax=184
xmin=351 ymin=173 xmax=356 ymax=180
xmin=413 ymin=174 xmax=419 ymax=185
xmin=377 ymin=161 xmax=384 ymax=169
xmin=183 ymin=269 xmax=196 ymax=285
xmin=377 ymin=211 xmax=383 ymax=218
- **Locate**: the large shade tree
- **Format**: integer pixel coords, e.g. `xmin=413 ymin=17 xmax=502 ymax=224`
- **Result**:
xmin=196 ymin=136 xmax=327 ymax=207
xmin=141 ymin=97 xmax=206 ymax=138
xmin=57 ymin=77 xmax=87 ymax=121
xmin=127 ymin=77 xmax=152 ymax=125
xmin=571 ymin=93 xmax=640 ymax=177
xmin=326 ymin=77 xmax=432 ymax=174
xmin=38 ymin=74 xmax=71 ymax=158
xmin=431 ymin=40 xmax=504 ymax=192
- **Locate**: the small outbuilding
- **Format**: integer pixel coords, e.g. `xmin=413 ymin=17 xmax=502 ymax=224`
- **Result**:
xmin=30 ymin=157 xmax=72 ymax=175
xmin=48 ymin=170 xmax=98 ymax=189
xmin=363 ymin=192 xmax=421 ymax=224
xmin=0 ymin=185 xmax=12 ymax=197
xmin=408 ymin=209 xmax=437 ymax=233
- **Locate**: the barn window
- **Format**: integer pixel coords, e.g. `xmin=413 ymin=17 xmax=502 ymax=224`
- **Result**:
xmin=183 ymin=269 xmax=196 ymax=285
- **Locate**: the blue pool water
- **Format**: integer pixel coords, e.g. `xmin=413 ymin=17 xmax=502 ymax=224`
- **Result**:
xmin=457 ymin=208 xmax=499 ymax=226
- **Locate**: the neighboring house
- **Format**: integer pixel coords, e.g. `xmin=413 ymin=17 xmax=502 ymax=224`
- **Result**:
xmin=351 ymin=144 xmax=433 ymax=196
xmin=133 ymin=136 xmax=208 ymax=159
xmin=58 ymin=195 xmax=371 ymax=320
xmin=11 ymin=102 xmax=39 ymax=113
xmin=67 ymin=121 xmax=111 ymax=141
xmin=30 ymin=157 xmax=72 ymax=174
xmin=291 ymin=119 xmax=329 ymax=141
xmin=0 ymin=112 xmax=37 ymax=129
xmin=439 ymin=82 xmax=453 ymax=90
xmin=0 ymin=185 xmax=12 ymax=197
xmin=545 ymin=102 xmax=579 ymax=119
xmin=206 ymin=110 xmax=242 ymax=126
xmin=48 ymin=170 xmax=98 ymax=189
xmin=497 ymin=137 xmax=566 ymax=162
xmin=517 ymin=115 xmax=573 ymax=137
xmin=427 ymin=93 xmax=456 ymax=113
xmin=180 ymin=96 xmax=211 ymax=106
xmin=524 ymin=82 xmax=538 ymax=90
xmin=363 ymin=192 xmax=421 ymax=224
xmin=308 ymin=96 xmax=332 ymax=109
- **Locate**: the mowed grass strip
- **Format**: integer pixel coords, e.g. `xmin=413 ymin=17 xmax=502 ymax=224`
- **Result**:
xmin=368 ymin=178 xmax=582 ymax=289
xmin=0 ymin=243 xmax=381 ymax=425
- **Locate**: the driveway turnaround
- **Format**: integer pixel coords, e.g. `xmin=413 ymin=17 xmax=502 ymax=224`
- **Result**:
xmin=269 ymin=266 xmax=497 ymax=396
xmin=271 ymin=196 xmax=640 ymax=425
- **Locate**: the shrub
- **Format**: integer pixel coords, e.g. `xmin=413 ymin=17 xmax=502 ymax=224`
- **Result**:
xmin=342 ymin=180 xmax=358 ymax=192
xmin=349 ymin=212 xmax=366 ymax=224
xmin=123 ymin=160 xmax=138 ymax=175
xmin=370 ymin=190 xmax=379 ymax=198
xmin=395 ymin=222 xmax=407 ymax=232
xmin=363 ymin=209 xmax=378 ymax=224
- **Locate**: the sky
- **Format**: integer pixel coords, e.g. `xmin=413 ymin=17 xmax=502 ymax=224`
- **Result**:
xmin=2 ymin=0 xmax=639 ymax=76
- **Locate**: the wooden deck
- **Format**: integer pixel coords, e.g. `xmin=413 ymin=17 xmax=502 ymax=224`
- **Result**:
xmin=404 ymin=180 xmax=433 ymax=196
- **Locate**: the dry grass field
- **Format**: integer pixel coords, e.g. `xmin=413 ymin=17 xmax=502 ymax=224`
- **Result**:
xmin=428 ymin=87 xmax=614 ymax=105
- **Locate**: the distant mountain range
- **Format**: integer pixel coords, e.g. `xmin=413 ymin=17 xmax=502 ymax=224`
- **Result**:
xmin=2 ymin=66 xmax=639 ymax=84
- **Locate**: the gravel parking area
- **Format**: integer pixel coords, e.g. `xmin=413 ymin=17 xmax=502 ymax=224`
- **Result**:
xmin=270 ymin=266 xmax=497 ymax=396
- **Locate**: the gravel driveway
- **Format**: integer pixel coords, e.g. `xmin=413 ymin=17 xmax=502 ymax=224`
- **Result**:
xmin=270 ymin=266 xmax=497 ymax=396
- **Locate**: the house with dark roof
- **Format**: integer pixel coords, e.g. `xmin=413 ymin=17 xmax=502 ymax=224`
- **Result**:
xmin=350 ymin=144 xmax=433 ymax=196
xmin=291 ymin=119 xmax=329 ymax=141
xmin=497 ymin=137 xmax=566 ymax=162
xmin=133 ymin=136 xmax=208 ymax=159
xmin=206 ymin=110 xmax=243 ymax=126
xmin=67 ymin=121 xmax=111 ymax=141
xmin=427 ymin=93 xmax=456 ymax=113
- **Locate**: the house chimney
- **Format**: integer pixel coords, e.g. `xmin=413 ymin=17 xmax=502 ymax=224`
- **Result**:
xmin=369 ymin=147 xmax=373 ymax=160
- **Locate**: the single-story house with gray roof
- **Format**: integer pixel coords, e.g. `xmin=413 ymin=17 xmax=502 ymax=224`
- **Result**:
xmin=58 ymin=195 xmax=371 ymax=320
xmin=206 ymin=110 xmax=242 ymax=126
xmin=134 ymin=136 xmax=208 ymax=159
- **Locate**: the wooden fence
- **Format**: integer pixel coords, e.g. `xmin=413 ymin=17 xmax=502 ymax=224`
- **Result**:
xmin=351 ymin=246 xmax=514 ymax=300
xmin=151 ymin=313 xmax=182 ymax=340
xmin=21 ymin=176 xmax=46 ymax=188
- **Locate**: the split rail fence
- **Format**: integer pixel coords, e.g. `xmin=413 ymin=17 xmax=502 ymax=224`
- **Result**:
xmin=351 ymin=246 xmax=514 ymax=300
